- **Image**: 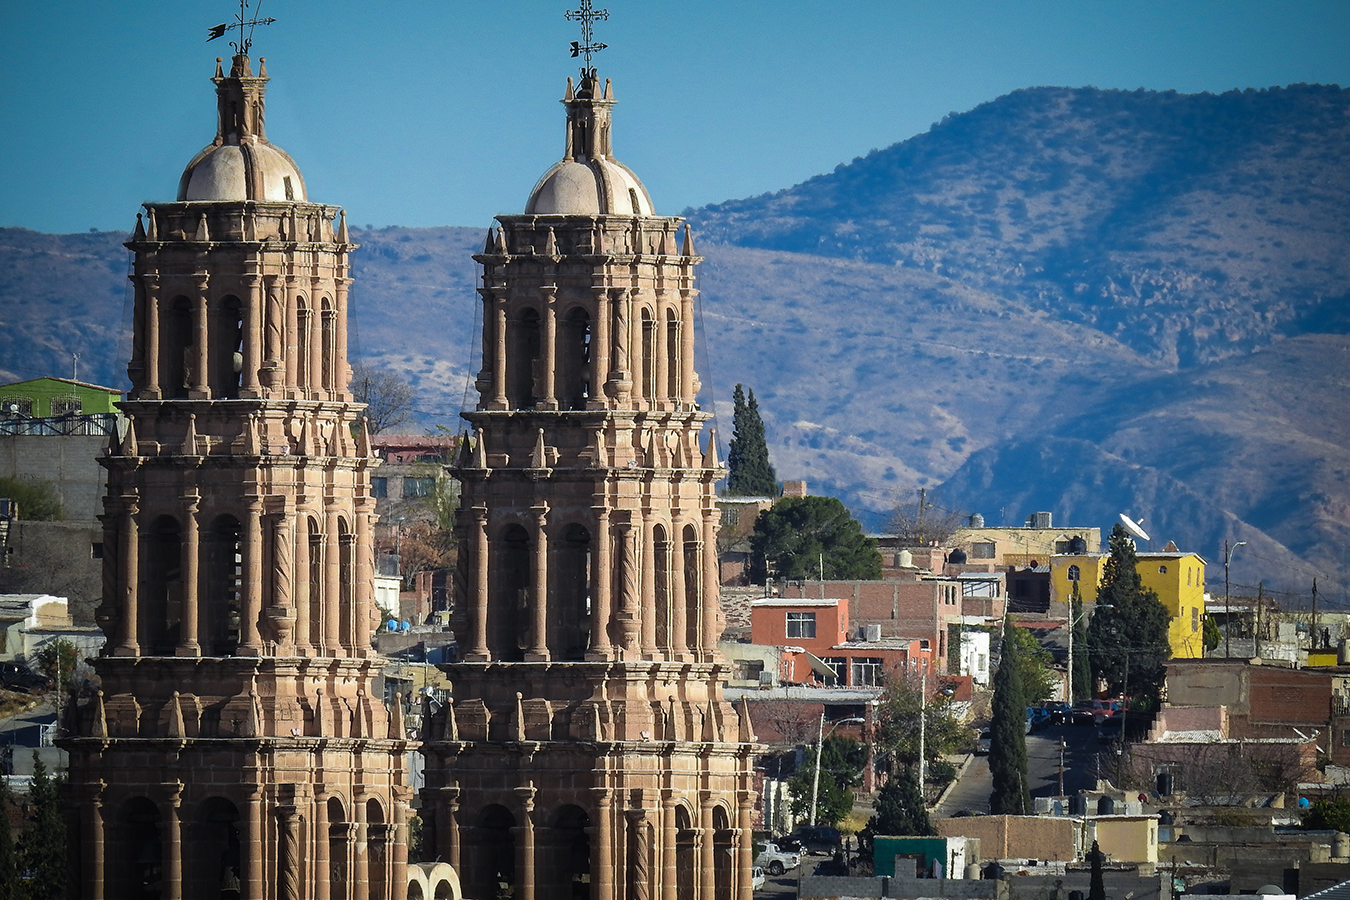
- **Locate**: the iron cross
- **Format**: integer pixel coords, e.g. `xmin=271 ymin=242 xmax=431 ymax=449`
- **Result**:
xmin=566 ymin=0 xmax=609 ymax=67
xmin=207 ymin=0 xmax=276 ymax=57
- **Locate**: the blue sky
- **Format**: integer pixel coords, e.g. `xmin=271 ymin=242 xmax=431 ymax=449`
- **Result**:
xmin=3 ymin=1 xmax=1348 ymax=234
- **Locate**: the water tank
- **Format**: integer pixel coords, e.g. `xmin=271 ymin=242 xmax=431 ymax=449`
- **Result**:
xmin=1097 ymin=796 xmax=1115 ymax=815
xmin=1069 ymin=535 xmax=1088 ymax=554
xmin=948 ymin=548 xmax=968 ymax=564
xmin=865 ymin=624 xmax=882 ymax=642
xmin=897 ymin=549 xmax=913 ymax=568
xmin=1335 ymin=832 xmax=1350 ymax=860
xmin=1031 ymin=511 xmax=1053 ymax=529
xmin=982 ymin=863 xmax=1005 ymax=880
xmin=969 ymin=513 xmax=985 ymax=528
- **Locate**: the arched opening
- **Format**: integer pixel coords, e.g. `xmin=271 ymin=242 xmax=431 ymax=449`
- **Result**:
xmin=321 ymin=298 xmax=336 ymax=393
xmin=508 ymin=308 xmax=542 ymax=409
xmin=143 ymin=515 xmax=182 ymax=654
xmin=553 ymin=524 xmax=592 ymax=660
xmin=308 ymin=517 xmax=324 ymax=648
xmin=410 ymin=882 xmax=425 ymax=900
xmin=469 ymin=805 xmax=516 ymax=900
xmin=205 ymin=514 xmax=242 ymax=655
xmin=653 ymin=524 xmax=671 ymax=650
xmin=492 ymin=525 xmax=530 ymax=661
xmin=683 ymin=524 xmax=701 ymax=652
xmin=665 ymin=308 xmax=680 ymax=400
xmin=339 ymin=517 xmax=354 ymax=648
xmin=163 ymin=296 xmax=193 ymax=399
xmin=191 ymin=797 xmax=242 ymax=900
xmin=297 ymin=297 xmax=312 ymax=389
xmin=558 ymin=306 xmax=591 ymax=410
xmin=674 ymin=806 xmax=696 ymax=900
xmin=713 ymin=806 xmax=733 ymax=900
xmin=213 ymin=295 xmax=244 ymax=399
xmin=435 ymin=879 xmax=455 ymax=900
xmin=108 ymin=797 xmax=162 ymax=899
xmin=639 ymin=308 xmax=656 ymax=402
xmin=329 ymin=797 xmax=350 ymax=898
xmin=368 ymin=798 xmax=388 ymax=900
xmin=542 ymin=805 xmax=591 ymax=900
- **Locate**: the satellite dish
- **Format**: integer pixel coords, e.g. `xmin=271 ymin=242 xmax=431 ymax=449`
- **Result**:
xmin=1119 ymin=513 xmax=1150 ymax=542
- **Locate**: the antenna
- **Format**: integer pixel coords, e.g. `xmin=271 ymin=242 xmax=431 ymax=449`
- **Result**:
xmin=1118 ymin=513 xmax=1150 ymax=543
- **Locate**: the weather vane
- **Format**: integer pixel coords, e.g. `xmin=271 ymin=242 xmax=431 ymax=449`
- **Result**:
xmin=207 ymin=0 xmax=276 ymax=57
xmin=565 ymin=0 xmax=609 ymax=71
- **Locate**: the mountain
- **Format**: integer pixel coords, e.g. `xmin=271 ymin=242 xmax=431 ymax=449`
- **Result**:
xmin=2 ymin=84 xmax=1347 ymax=597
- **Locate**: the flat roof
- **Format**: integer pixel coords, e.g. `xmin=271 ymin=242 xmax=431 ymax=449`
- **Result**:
xmin=750 ymin=598 xmax=841 ymax=608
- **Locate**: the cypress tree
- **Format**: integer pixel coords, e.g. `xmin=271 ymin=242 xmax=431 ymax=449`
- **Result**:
xmin=1087 ymin=523 xmax=1171 ymax=706
xmin=1071 ymin=586 xmax=1092 ymax=702
xmin=17 ymin=755 xmax=66 ymax=900
xmin=1088 ymin=840 xmax=1107 ymax=900
xmin=0 ymin=777 xmax=16 ymax=900
xmin=989 ymin=622 xmax=1030 ymax=815
xmin=726 ymin=384 xmax=777 ymax=496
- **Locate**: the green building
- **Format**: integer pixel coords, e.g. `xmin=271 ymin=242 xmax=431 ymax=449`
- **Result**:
xmin=0 ymin=377 xmax=122 ymax=419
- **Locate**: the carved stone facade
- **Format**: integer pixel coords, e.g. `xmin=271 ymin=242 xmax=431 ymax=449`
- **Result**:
xmin=421 ymin=71 xmax=759 ymax=900
xmin=62 ymin=54 xmax=411 ymax=900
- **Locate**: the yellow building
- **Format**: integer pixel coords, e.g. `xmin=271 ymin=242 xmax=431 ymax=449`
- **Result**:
xmin=1137 ymin=551 xmax=1208 ymax=659
xmin=1050 ymin=550 xmax=1208 ymax=659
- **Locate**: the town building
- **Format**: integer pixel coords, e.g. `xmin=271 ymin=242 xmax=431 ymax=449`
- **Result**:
xmin=61 ymin=51 xmax=410 ymax=898
xmin=0 ymin=376 xmax=122 ymax=421
xmin=420 ymin=64 xmax=758 ymax=900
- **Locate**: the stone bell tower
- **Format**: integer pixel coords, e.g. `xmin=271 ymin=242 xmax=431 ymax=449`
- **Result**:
xmin=63 ymin=53 xmax=411 ymax=900
xmin=420 ymin=68 xmax=759 ymax=900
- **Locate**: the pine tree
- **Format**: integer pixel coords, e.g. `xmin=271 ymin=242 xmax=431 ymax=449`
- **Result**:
xmin=749 ymin=496 xmax=882 ymax=583
xmin=1087 ymin=523 xmax=1171 ymax=706
xmin=17 ymin=755 xmax=66 ymax=900
xmin=989 ymin=622 xmax=1030 ymax=815
xmin=726 ymin=384 xmax=777 ymax=496
xmin=1088 ymin=840 xmax=1106 ymax=900
xmin=1071 ymin=586 xmax=1092 ymax=702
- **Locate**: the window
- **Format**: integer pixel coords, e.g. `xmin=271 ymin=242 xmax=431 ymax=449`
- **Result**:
xmin=786 ymin=612 xmax=816 ymax=639
xmin=1067 ymin=564 xmax=1081 ymax=582
xmin=51 ymin=396 xmax=82 ymax=416
xmin=1159 ymin=565 xmax=1168 ymax=574
xmin=370 ymin=477 xmax=388 ymax=498
xmin=972 ymin=542 xmax=996 ymax=559
xmin=823 ymin=657 xmax=847 ymax=684
xmin=403 ymin=477 xmax=434 ymax=498
xmin=1342 ymin=728 xmax=1350 ymax=748
xmin=1191 ymin=607 xmax=1199 ymax=632
xmin=851 ymin=658 xmax=883 ymax=686
xmin=0 ymin=396 xmax=33 ymax=418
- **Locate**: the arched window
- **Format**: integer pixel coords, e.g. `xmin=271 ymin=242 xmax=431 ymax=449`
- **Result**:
xmin=143 ymin=515 xmax=183 ymax=654
xmin=558 ymin=306 xmax=591 ymax=410
xmin=665 ymin=307 xmax=680 ymax=400
xmin=654 ymin=524 xmax=671 ymax=649
xmin=213 ymin=295 xmax=243 ymax=398
xmin=191 ymin=797 xmax=242 ymax=899
xmin=640 ymin=308 xmax=656 ymax=402
xmin=339 ymin=517 xmax=354 ymax=648
xmin=553 ymin=524 xmax=592 ymax=660
xmin=493 ymin=525 xmax=530 ymax=661
xmin=1159 ymin=565 xmax=1168 ymax=574
xmin=110 ymin=797 xmax=162 ymax=898
xmin=367 ymin=799 xmax=388 ymax=900
xmin=508 ymin=308 xmax=542 ymax=409
xmin=683 ymin=524 xmax=701 ymax=651
xmin=543 ymin=806 xmax=591 ymax=900
xmin=328 ymin=797 xmax=349 ymax=896
xmin=1067 ymin=565 xmax=1080 ymax=583
xmin=205 ymin=514 xmax=242 ymax=655
xmin=296 ymin=296 xmax=312 ymax=389
xmin=308 ymin=517 xmax=324 ymax=648
xmin=321 ymin=298 xmax=336 ymax=393
xmin=163 ymin=296 xmax=193 ymax=398
xmin=675 ymin=806 xmax=696 ymax=900
xmin=469 ymin=805 xmax=516 ymax=900
xmin=713 ymin=806 xmax=734 ymax=900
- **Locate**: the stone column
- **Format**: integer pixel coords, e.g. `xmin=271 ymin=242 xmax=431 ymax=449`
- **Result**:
xmin=611 ymin=289 xmax=632 ymax=401
xmin=468 ymin=507 xmax=491 ymax=661
xmin=640 ymin=513 xmax=657 ymax=657
xmin=616 ymin=520 xmax=640 ymax=655
xmin=590 ymin=288 xmax=610 ymax=406
xmin=698 ymin=801 xmax=715 ymax=900
xmin=661 ymin=793 xmax=678 ymax=900
xmin=335 ymin=276 xmax=352 ymax=400
xmin=82 ymin=788 xmax=105 ymax=900
xmin=439 ymin=785 xmax=461 ymax=871
xmin=324 ymin=502 xmax=342 ymax=654
xmin=515 ymin=784 xmax=538 ymax=900
xmin=353 ymin=798 xmax=370 ymax=899
xmin=679 ymin=290 xmax=696 ymax=406
xmin=178 ymin=492 xmax=201 ymax=656
xmin=354 ymin=498 xmax=375 ymax=656
xmin=116 ymin=500 xmax=140 ymax=656
xmin=655 ymin=293 xmax=669 ymax=408
xmin=476 ymin=288 xmax=494 ymax=400
xmin=588 ymin=507 xmax=613 ymax=659
xmin=492 ymin=296 xmax=509 ymax=409
xmin=591 ymin=789 xmax=614 ymax=900
xmin=277 ymin=803 xmax=301 ymax=900
xmin=309 ymin=300 xmax=324 ymax=399
xmin=541 ymin=288 xmax=558 ymax=409
xmin=240 ymin=499 xmax=264 ymax=654
xmin=294 ymin=512 xmax=311 ymax=653
xmin=190 ymin=276 xmax=209 ymax=398
xmin=245 ymin=790 xmax=264 ymax=899
xmin=628 ymin=808 xmax=650 ymax=900
xmin=161 ymin=788 xmax=184 ymax=899
xmin=701 ymin=513 xmax=720 ymax=659
xmin=737 ymin=795 xmax=755 ymax=900
xmin=314 ymin=794 xmax=331 ymax=900
xmin=527 ymin=505 xmax=550 ymax=661
xmin=284 ymin=274 xmax=300 ymax=393
xmin=268 ymin=509 xmax=294 ymax=652
xmin=242 ymin=272 xmax=262 ymax=396
xmin=143 ymin=275 xmax=161 ymax=398
xmin=672 ymin=525 xmax=688 ymax=659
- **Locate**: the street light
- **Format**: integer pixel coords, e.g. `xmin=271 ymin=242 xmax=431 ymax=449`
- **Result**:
xmin=809 ymin=714 xmax=866 ymax=825
xmin=1224 ymin=540 xmax=1246 ymax=658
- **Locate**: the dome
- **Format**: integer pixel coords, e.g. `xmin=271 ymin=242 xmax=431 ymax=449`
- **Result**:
xmin=178 ymin=142 xmax=307 ymax=202
xmin=526 ymin=158 xmax=653 ymax=216
xmin=523 ymin=71 xmax=655 ymax=216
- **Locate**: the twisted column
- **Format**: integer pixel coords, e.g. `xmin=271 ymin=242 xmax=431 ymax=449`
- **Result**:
xmin=277 ymin=804 xmax=301 ymax=900
xmin=628 ymin=809 xmax=650 ymax=900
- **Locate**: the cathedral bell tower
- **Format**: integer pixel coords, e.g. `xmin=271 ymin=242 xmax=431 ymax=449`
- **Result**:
xmin=63 ymin=53 xmax=411 ymax=900
xmin=421 ymin=69 xmax=760 ymax=900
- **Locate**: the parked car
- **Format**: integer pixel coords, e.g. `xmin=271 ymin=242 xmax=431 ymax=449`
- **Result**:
xmin=975 ymin=729 xmax=992 ymax=754
xmin=1096 ymin=716 xmax=1124 ymax=743
xmin=1028 ymin=706 xmax=1053 ymax=730
xmin=0 ymin=662 xmax=52 ymax=694
xmin=1045 ymin=703 xmax=1073 ymax=725
xmin=750 ymin=867 xmax=766 ymax=891
xmin=1090 ymin=699 xmax=1122 ymax=722
xmin=812 ymin=855 xmax=849 ymax=876
xmin=788 ymin=825 xmax=842 ymax=855
xmin=754 ymin=842 xmax=800 ymax=876
xmin=1070 ymin=700 xmax=1097 ymax=726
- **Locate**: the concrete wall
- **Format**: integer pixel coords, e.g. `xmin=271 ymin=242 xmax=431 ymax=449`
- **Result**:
xmin=935 ymin=815 xmax=1080 ymax=862
xmin=0 ymin=433 xmax=108 ymax=522
xmin=4 ymin=521 xmax=102 ymax=625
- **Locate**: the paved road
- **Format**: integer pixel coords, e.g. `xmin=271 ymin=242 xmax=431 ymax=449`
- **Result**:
xmin=936 ymin=722 xmax=1105 ymax=817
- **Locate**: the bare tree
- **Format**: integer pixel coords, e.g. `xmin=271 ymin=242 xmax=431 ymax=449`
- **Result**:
xmin=352 ymin=363 xmax=416 ymax=434
xmin=887 ymin=490 xmax=965 ymax=547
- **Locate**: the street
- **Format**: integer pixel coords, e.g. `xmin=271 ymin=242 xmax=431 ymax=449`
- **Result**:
xmin=936 ymin=723 xmax=1104 ymax=817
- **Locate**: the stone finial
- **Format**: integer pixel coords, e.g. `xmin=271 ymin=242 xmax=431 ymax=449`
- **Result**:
xmin=183 ymin=414 xmax=199 ymax=456
xmin=544 ymin=227 xmax=559 ymax=257
xmin=132 ymin=213 xmax=146 ymax=241
xmin=702 ymin=699 xmax=718 ymax=742
xmin=530 ymin=428 xmax=548 ymax=469
xmin=167 ymin=691 xmax=186 ymax=738
xmin=604 ymin=78 xmax=613 ymax=101
xmin=357 ymin=416 xmax=373 ymax=458
xmin=702 ymin=428 xmax=719 ymax=470
xmin=337 ymin=209 xmax=349 ymax=244
xmin=443 ymin=701 xmax=459 ymax=741
xmin=495 ymin=226 xmax=509 ymax=255
xmin=121 ymin=415 xmax=139 ymax=457
xmin=195 ymin=213 xmax=210 ymax=243
xmin=483 ymin=227 xmax=495 ymax=254
xmin=514 ymin=692 xmax=527 ymax=742
xmin=389 ymin=692 xmax=405 ymax=740
xmin=146 ymin=208 xmax=158 ymax=241
xmin=682 ymin=223 xmax=695 ymax=257
xmin=565 ymin=76 xmax=576 ymax=102
xmin=90 ymin=689 xmax=108 ymax=738
xmin=738 ymin=696 xmax=757 ymax=743
xmin=471 ymin=427 xmax=488 ymax=469
xmin=456 ymin=431 xmax=472 ymax=467
xmin=258 ymin=57 xmax=268 ymax=78
xmin=592 ymin=702 xmax=605 ymax=742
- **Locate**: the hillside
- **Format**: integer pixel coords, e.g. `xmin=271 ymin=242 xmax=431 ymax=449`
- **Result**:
xmin=2 ymin=84 xmax=1347 ymax=596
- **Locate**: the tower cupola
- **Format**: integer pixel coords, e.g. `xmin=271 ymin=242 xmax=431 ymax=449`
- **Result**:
xmin=525 ymin=70 xmax=655 ymax=215
xmin=177 ymin=54 xmax=307 ymax=202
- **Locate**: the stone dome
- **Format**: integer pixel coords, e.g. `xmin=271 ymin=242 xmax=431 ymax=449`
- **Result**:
xmin=178 ymin=142 xmax=307 ymax=202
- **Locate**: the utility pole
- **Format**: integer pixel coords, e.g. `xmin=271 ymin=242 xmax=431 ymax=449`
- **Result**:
xmin=917 ymin=488 xmax=927 ymax=544
xmin=1313 ymin=578 xmax=1320 ymax=651
xmin=918 ymin=659 xmax=928 ymax=796
xmin=1224 ymin=540 xmax=1246 ymax=658
xmin=809 ymin=712 xmax=824 ymax=825
xmin=1255 ymin=583 xmax=1264 ymax=659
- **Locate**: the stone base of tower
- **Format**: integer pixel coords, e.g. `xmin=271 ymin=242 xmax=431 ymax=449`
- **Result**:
xmin=62 ymin=656 xmax=411 ymax=900
xmin=422 ymin=661 xmax=759 ymax=900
